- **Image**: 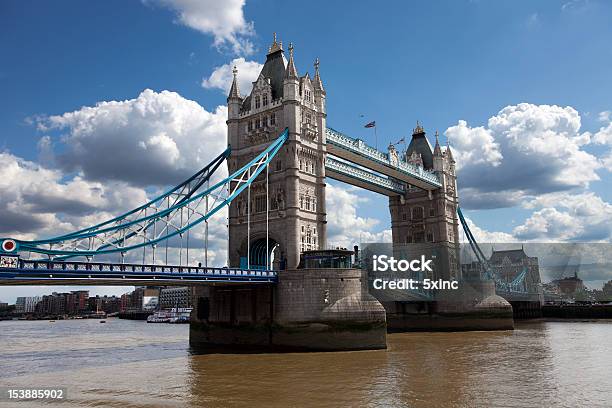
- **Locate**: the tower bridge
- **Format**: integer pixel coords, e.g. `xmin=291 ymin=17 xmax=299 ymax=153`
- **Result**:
xmin=0 ymin=34 xmax=536 ymax=350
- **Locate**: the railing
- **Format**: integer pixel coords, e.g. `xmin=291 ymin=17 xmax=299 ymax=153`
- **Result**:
xmin=325 ymin=156 xmax=405 ymax=194
xmin=325 ymin=127 xmax=441 ymax=187
xmin=4 ymin=258 xmax=277 ymax=280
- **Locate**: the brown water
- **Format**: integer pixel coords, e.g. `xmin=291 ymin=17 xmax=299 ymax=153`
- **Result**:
xmin=1 ymin=319 xmax=611 ymax=407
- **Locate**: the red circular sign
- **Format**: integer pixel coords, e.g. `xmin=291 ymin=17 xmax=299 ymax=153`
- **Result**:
xmin=2 ymin=240 xmax=16 ymax=252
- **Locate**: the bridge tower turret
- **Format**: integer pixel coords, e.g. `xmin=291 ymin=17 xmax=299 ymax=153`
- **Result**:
xmin=227 ymin=65 xmax=243 ymax=148
xmin=388 ymin=124 xmax=460 ymax=280
xmin=227 ymin=35 xmax=327 ymax=270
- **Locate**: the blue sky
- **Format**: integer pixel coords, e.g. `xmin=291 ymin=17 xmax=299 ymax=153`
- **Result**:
xmin=1 ymin=0 xmax=611 ymax=300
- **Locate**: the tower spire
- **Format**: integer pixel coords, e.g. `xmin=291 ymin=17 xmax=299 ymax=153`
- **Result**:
xmin=313 ymin=57 xmax=325 ymax=93
xmin=285 ymin=42 xmax=298 ymax=79
xmin=228 ymin=65 xmax=241 ymax=99
xmin=433 ymin=130 xmax=443 ymax=156
xmin=413 ymin=120 xmax=425 ymax=135
xmin=268 ymin=32 xmax=283 ymax=54
xmin=446 ymin=135 xmax=455 ymax=162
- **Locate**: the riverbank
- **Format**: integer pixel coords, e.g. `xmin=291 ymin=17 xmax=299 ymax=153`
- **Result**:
xmin=542 ymin=303 xmax=612 ymax=319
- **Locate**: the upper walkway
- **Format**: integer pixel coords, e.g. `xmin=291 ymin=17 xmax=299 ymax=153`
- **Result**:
xmin=325 ymin=127 xmax=442 ymax=191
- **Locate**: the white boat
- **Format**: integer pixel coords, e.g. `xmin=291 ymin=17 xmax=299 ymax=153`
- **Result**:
xmin=147 ymin=308 xmax=191 ymax=323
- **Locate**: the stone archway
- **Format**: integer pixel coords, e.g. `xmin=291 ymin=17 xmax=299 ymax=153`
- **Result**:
xmin=249 ymin=238 xmax=279 ymax=270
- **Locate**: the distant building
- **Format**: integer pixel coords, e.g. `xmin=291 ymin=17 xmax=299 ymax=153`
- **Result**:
xmin=15 ymin=296 xmax=42 ymax=314
xmin=66 ymin=290 xmax=89 ymax=314
xmin=460 ymin=247 xmax=542 ymax=293
xmin=159 ymin=287 xmax=192 ymax=309
xmin=602 ymin=280 xmax=612 ymax=296
xmin=36 ymin=293 xmax=67 ymax=315
xmin=0 ymin=302 xmax=8 ymax=310
xmin=122 ymin=287 xmax=159 ymax=312
xmin=88 ymin=295 xmax=121 ymax=314
xmin=552 ymin=273 xmax=585 ymax=296
xmin=488 ymin=247 xmax=541 ymax=292
xmin=34 ymin=291 xmax=90 ymax=315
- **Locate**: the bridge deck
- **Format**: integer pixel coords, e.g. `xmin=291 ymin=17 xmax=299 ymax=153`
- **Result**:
xmin=326 ymin=127 xmax=442 ymax=191
xmin=0 ymin=257 xmax=277 ymax=286
xmin=325 ymin=156 xmax=405 ymax=196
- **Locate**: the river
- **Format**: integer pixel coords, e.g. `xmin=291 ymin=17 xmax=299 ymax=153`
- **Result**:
xmin=1 ymin=319 xmax=611 ymax=407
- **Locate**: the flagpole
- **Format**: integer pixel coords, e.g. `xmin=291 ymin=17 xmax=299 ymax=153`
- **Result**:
xmin=374 ymin=124 xmax=378 ymax=150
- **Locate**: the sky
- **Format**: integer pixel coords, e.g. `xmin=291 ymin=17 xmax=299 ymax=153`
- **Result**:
xmin=1 ymin=0 xmax=611 ymax=301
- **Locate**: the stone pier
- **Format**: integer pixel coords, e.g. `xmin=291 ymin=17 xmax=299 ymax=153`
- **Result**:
xmin=190 ymin=268 xmax=387 ymax=351
xmin=379 ymin=280 xmax=514 ymax=332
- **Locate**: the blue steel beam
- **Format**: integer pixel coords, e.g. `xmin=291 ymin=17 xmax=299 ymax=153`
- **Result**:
xmin=0 ymin=256 xmax=277 ymax=286
xmin=1 ymin=128 xmax=289 ymax=259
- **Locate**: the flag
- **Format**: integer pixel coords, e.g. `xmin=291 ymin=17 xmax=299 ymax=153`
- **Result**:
xmin=364 ymin=121 xmax=376 ymax=128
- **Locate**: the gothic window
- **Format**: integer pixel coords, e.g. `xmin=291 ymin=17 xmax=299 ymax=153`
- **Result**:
xmin=299 ymin=195 xmax=304 ymax=209
xmin=255 ymin=118 xmax=260 ymax=129
xmin=412 ymin=206 xmax=424 ymax=220
xmin=254 ymin=196 xmax=266 ymax=213
xmin=305 ymin=112 xmax=312 ymax=125
xmin=305 ymin=90 xmax=311 ymax=102
xmin=248 ymin=121 xmax=253 ymax=131
xmin=299 ymin=160 xmax=304 ymax=171
xmin=260 ymin=117 xmax=265 ymax=128
xmin=305 ymin=197 xmax=311 ymax=211
xmin=270 ymin=112 xmax=276 ymax=125
xmin=402 ymin=213 xmax=407 ymax=221
xmin=429 ymin=207 xmax=435 ymax=217
xmin=263 ymin=94 xmax=268 ymax=106
xmin=275 ymin=160 xmax=282 ymax=171
xmin=270 ymin=196 xmax=278 ymax=210
xmin=427 ymin=232 xmax=434 ymax=242
xmin=255 ymin=96 xmax=260 ymax=109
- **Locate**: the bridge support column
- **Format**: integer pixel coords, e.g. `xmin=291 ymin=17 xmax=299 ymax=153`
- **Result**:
xmin=380 ymin=279 xmax=514 ymax=332
xmin=272 ymin=268 xmax=386 ymax=351
xmin=189 ymin=268 xmax=387 ymax=351
xmin=190 ymin=285 xmax=274 ymax=349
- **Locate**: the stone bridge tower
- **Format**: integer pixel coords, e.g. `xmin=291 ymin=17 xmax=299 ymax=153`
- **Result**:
xmin=227 ymin=35 xmax=327 ymax=269
xmin=388 ymin=124 xmax=460 ymax=280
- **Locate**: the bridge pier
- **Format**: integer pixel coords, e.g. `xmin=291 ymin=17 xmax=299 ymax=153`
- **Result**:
xmin=377 ymin=280 xmax=515 ymax=332
xmin=190 ymin=268 xmax=387 ymax=351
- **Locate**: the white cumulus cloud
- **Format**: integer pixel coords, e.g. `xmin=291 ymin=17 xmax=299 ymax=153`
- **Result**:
xmin=445 ymin=120 xmax=502 ymax=168
xmin=145 ymin=0 xmax=255 ymax=55
xmin=515 ymin=192 xmax=612 ymax=241
xmin=449 ymin=103 xmax=601 ymax=209
xmin=38 ymin=89 xmax=228 ymax=187
xmin=0 ymin=152 xmax=148 ymax=239
xmin=326 ymin=183 xmax=391 ymax=247
xmin=202 ymin=57 xmax=263 ymax=96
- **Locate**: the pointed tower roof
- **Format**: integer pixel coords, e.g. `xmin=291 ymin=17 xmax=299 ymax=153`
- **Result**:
xmin=405 ymin=121 xmax=434 ymax=169
xmin=313 ymin=58 xmax=325 ymax=93
xmin=241 ymin=33 xmax=287 ymax=111
xmin=227 ymin=65 xmax=241 ymax=99
xmin=446 ymin=137 xmax=455 ymax=163
xmin=285 ymin=42 xmax=298 ymax=79
xmin=268 ymin=32 xmax=283 ymax=54
xmin=433 ymin=130 xmax=443 ymax=156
